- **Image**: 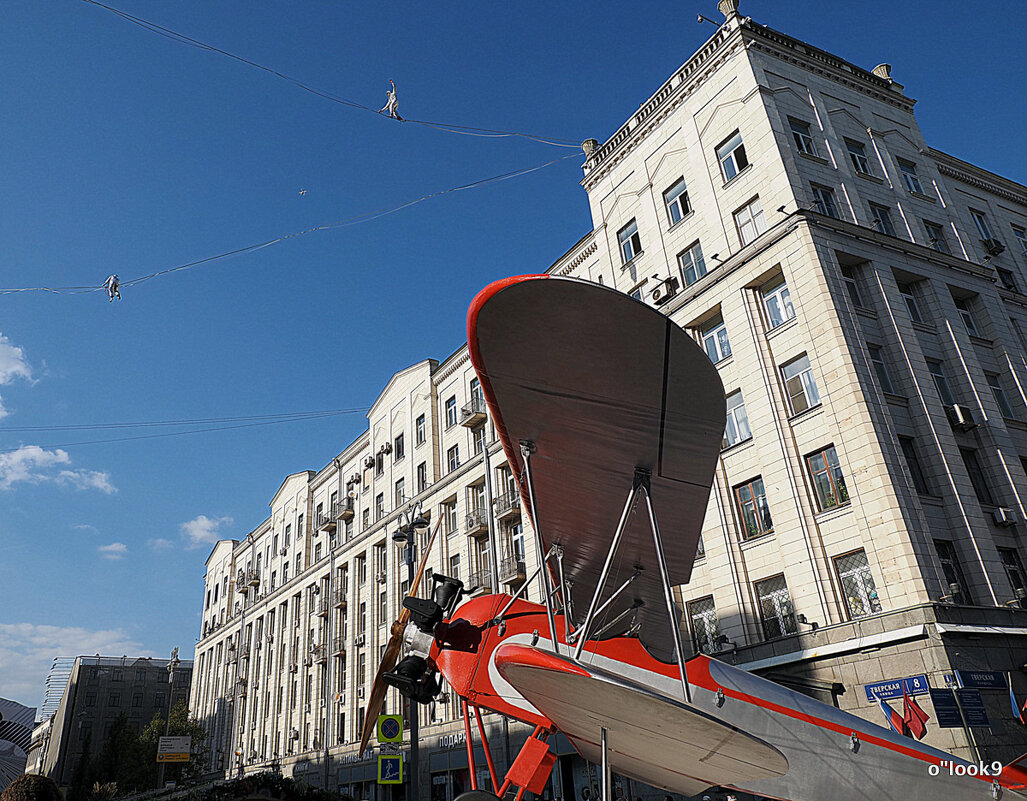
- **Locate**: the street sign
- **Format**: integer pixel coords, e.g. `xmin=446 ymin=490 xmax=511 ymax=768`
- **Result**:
xmin=377 ymin=714 xmax=403 ymax=743
xmin=156 ymin=736 xmax=191 ymax=763
xmin=928 ymin=689 xmax=963 ymax=728
xmin=377 ymin=754 xmax=403 ymax=784
xmin=955 ymin=689 xmax=990 ymax=727
xmin=954 ymin=670 xmax=1007 ymax=690
xmin=863 ymin=674 xmax=930 ymax=702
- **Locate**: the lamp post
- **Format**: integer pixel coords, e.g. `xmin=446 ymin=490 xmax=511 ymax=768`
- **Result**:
xmin=392 ymin=502 xmax=429 ymax=801
xmin=156 ymin=647 xmax=181 ymax=790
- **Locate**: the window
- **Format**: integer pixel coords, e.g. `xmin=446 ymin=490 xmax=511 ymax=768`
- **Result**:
xmin=358 ymin=602 xmax=367 ymax=635
xmin=897 ymin=158 xmax=924 ymax=194
xmin=970 ymin=209 xmax=994 ymax=241
xmin=618 ymin=219 xmax=642 ymax=264
xmin=700 ymin=316 xmax=731 ymax=363
xmin=663 ymin=178 xmax=691 ymax=225
xmin=754 ymin=575 xmax=796 ymax=639
xmin=735 ymin=477 xmax=773 ymax=539
xmin=85 ymin=692 xmax=96 ymax=707
xmin=1000 ymin=548 xmax=1027 ymax=597
xmin=361 ymin=509 xmax=369 ymax=531
xmin=470 ymin=377 xmax=483 ymax=406
xmin=1013 ymin=226 xmax=1027 ymax=256
xmin=416 ymin=462 xmax=428 ymax=493
xmin=393 ymin=433 xmax=404 ymax=461
xmin=845 ymin=139 xmax=872 ymax=175
xmin=735 ymin=197 xmax=768 ymax=246
xmin=810 ymin=184 xmax=838 ymax=218
xmin=132 ymin=693 xmax=142 ymax=708
xmin=762 ymin=275 xmax=795 ymax=328
xmin=867 ymin=344 xmax=895 ymax=393
xmin=447 ymin=445 xmax=460 ymax=473
xmin=953 ymin=297 xmax=979 ymax=337
xmin=997 ymin=268 xmax=1019 ymax=292
xmin=442 ymin=501 xmax=458 ymax=535
xmin=897 ymin=282 xmax=923 ymax=323
xmin=781 ymin=354 xmax=820 ymax=415
xmin=285 ymin=524 xmax=291 ymax=546
xmin=926 ymin=359 xmax=955 ymax=405
xmin=678 ymin=242 xmax=707 ymax=286
xmin=840 ymin=265 xmax=863 ymax=307
xmin=375 ymin=452 xmax=384 ymax=476
xmin=687 ymin=596 xmax=720 ymax=655
xmin=394 ymin=478 xmax=405 ymax=508
xmin=449 ymin=554 xmax=461 ymax=581
xmin=869 ymin=203 xmax=896 ymax=236
xmin=789 ymin=118 xmax=817 ymax=156
xmin=960 ymin=447 xmax=995 ymax=505
xmin=375 ymin=493 xmax=385 ymax=521
xmin=415 ymin=414 xmax=426 ymax=445
xmin=834 ymin=550 xmax=882 ymax=618
xmin=444 ymin=396 xmax=458 ymax=428
xmin=356 ymin=555 xmax=367 ymax=586
xmin=934 ymin=539 xmax=973 ymax=604
xmin=923 ymin=220 xmax=950 ymax=254
xmin=716 ymin=131 xmax=748 ymax=181
xmin=473 ymin=424 xmax=487 ymax=455
xmin=108 ymin=693 xmax=120 ymax=707
xmin=283 ymin=563 xmax=289 ymax=583
xmin=723 ymin=390 xmax=752 ymax=449
xmin=806 ymin=445 xmax=849 ymax=510
xmin=898 ymin=436 xmax=930 ymax=495
xmin=987 ymin=373 xmax=1014 ymax=418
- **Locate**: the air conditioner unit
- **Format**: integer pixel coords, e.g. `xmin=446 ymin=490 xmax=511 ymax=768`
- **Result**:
xmin=303 ymin=657 xmax=313 ymax=667
xmin=983 ymin=238 xmax=1006 ymax=256
xmin=992 ymin=507 xmax=1017 ymax=527
xmin=280 ymin=547 xmax=288 ymax=556
xmin=649 ymin=276 xmax=680 ymax=306
xmin=354 ymin=634 xmax=366 ymax=647
xmin=267 ymin=633 xmax=274 ymax=643
xmin=289 ymin=663 xmax=298 ymax=673
xmin=380 ymin=443 xmax=392 ymax=455
xmin=290 ymin=728 xmax=300 ymax=740
xmin=376 ymin=570 xmax=388 ymax=584
xmin=357 ymin=687 xmax=365 ymax=699
xmin=363 ymin=457 xmax=375 ymax=469
xmin=945 ymin=403 xmax=978 ymax=431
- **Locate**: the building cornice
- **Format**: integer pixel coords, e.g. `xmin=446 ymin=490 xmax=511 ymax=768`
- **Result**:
xmin=928 ymin=148 xmax=1027 ymax=209
xmin=433 ymin=347 xmax=470 ymax=385
xmin=547 ymin=231 xmax=598 ymax=277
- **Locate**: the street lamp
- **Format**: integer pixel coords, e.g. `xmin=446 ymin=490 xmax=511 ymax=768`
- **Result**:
xmin=156 ymin=647 xmax=181 ymax=790
xmin=391 ymin=501 xmax=429 ymax=801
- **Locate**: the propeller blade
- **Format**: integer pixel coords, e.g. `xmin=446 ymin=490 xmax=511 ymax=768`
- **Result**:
xmin=357 ymin=515 xmax=444 ymax=754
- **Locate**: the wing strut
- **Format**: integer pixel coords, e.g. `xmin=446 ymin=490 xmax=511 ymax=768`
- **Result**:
xmin=570 ymin=467 xmax=692 ymax=704
xmin=520 ymin=440 xmax=561 ymax=655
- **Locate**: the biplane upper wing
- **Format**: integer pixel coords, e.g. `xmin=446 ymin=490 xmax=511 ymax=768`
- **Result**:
xmin=467 ymin=275 xmax=725 ymax=658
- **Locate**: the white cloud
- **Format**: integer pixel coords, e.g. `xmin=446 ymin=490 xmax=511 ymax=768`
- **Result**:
xmin=98 ymin=542 xmax=127 ymax=560
xmin=0 ymin=445 xmax=116 ymax=493
xmin=0 ymin=623 xmax=151 ymax=709
xmin=180 ymin=515 xmax=233 ymax=549
xmin=0 ymin=334 xmax=33 ymax=419
xmin=73 ymin=524 xmax=98 ymax=533
xmin=147 ymin=538 xmax=173 ymax=551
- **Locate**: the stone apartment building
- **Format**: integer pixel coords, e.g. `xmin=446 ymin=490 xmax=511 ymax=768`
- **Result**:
xmin=189 ymin=1 xmax=1027 ymax=796
xmin=30 ymin=655 xmax=192 ymax=791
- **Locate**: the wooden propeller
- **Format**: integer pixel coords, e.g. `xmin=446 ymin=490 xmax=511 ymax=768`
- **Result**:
xmin=357 ymin=515 xmax=443 ymax=754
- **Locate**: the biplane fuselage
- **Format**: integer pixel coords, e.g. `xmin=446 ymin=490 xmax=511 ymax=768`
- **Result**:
xmin=431 ymin=593 xmax=1027 ymax=801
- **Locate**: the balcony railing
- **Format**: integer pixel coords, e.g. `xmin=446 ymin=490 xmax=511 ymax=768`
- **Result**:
xmin=333 ymin=587 xmax=348 ymax=608
xmin=337 ymin=497 xmax=355 ymax=522
xmin=248 ymin=569 xmax=260 ymax=587
xmin=236 ymin=570 xmax=248 ymax=593
xmin=499 ymin=555 xmax=526 ymax=584
xmin=460 ymin=398 xmax=487 ymax=428
xmin=332 ymin=636 xmax=347 ymax=654
xmin=494 ymin=491 xmax=520 ymax=520
xmin=465 ymin=507 xmax=488 ymax=536
xmin=467 ymin=568 xmax=493 ymax=594
xmin=240 ymin=643 xmax=251 ymax=660
xmin=311 ymin=644 xmax=327 ymax=663
xmin=316 ymin=598 xmax=330 ymax=617
xmin=317 ymin=504 xmax=338 ymax=532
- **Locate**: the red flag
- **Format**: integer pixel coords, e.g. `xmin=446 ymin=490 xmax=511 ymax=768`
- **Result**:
xmin=903 ymin=686 xmax=930 ymax=740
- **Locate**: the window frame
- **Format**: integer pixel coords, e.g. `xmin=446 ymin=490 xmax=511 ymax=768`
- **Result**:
xmin=898 ymin=436 xmax=930 ymax=495
xmin=734 ymin=196 xmax=768 ymax=246
xmin=897 ymin=282 xmax=923 ymax=323
xmin=780 ymin=353 xmax=820 ymax=415
xmin=617 ymin=219 xmax=642 ymax=264
xmin=959 ymin=447 xmax=995 ymax=506
xmin=754 ymin=574 xmax=797 ymax=640
xmin=446 ymin=444 xmax=460 ymax=473
xmin=987 ymin=373 xmax=1014 ymax=418
xmin=953 ymin=297 xmax=979 ymax=338
xmin=686 ymin=595 xmax=721 ymax=655
xmin=869 ymin=203 xmax=897 ymax=236
xmin=663 ymin=177 xmax=691 ymax=226
xmin=867 ymin=344 xmax=895 ymax=394
xmin=923 ymin=220 xmax=950 ymax=254
xmin=805 ymin=444 xmax=849 ymax=511
xmin=840 ymin=265 xmax=863 ymax=307
xmin=415 ymin=414 xmax=426 ymax=446
xmin=444 ymin=396 xmax=457 ymax=428
xmin=716 ymin=131 xmax=749 ymax=182
xmin=926 ymin=359 xmax=955 ymax=406
xmin=897 ymin=158 xmax=925 ymax=194
xmin=700 ymin=315 xmax=732 ymax=363
xmin=734 ymin=477 xmax=773 ymax=540
xmin=810 ymin=183 xmax=839 ymax=219
xmin=723 ymin=389 xmax=752 ymax=449
xmin=789 ymin=118 xmax=818 ymax=156
xmin=845 ymin=138 xmax=872 ymax=175
xmin=833 ymin=549 xmax=882 ymax=619
xmin=762 ymin=275 xmax=796 ymax=329
xmin=678 ymin=241 xmax=707 ymax=286
xmin=970 ymin=209 xmax=994 ymax=241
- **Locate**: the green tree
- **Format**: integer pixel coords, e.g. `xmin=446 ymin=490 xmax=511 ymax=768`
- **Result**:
xmin=139 ymin=701 xmax=210 ymax=786
xmin=89 ymin=714 xmax=149 ymax=796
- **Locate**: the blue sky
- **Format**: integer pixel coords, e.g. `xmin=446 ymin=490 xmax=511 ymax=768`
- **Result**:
xmin=1 ymin=0 xmax=1024 ymax=711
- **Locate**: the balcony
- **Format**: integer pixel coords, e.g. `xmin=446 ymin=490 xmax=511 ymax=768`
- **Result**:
xmin=467 ymin=568 xmax=493 ymax=594
xmin=499 ymin=555 xmax=526 ymax=585
xmin=338 ymin=496 xmax=355 ymax=522
xmin=465 ymin=507 xmax=489 ymax=537
xmin=311 ymin=644 xmax=327 ymax=664
xmin=317 ymin=505 xmax=338 ymax=533
xmin=236 ymin=570 xmax=248 ymax=593
xmin=494 ymin=491 xmax=521 ymax=521
xmin=332 ymin=587 xmax=348 ymax=609
xmin=248 ymin=569 xmax=260 ymax=587
xmin=332 ymin=636 xmax=346 ymax=655
xmin=240 ymin=643 xmax=251 ymax=660
xmin=316 ymin=598 xmax=330 ymax=618
xmin=460 ymin=398 xmax=487 ymax=428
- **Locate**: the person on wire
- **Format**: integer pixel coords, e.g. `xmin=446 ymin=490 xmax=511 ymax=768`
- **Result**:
xmin=378 ymin=79 xmax=402 ymax=120
xmin=103 ymin=274 xmax=121 ymax=302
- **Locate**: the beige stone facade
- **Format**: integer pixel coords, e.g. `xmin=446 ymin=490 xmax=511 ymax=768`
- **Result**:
xmin=189 ymin=2 xmax=1027 ymax=794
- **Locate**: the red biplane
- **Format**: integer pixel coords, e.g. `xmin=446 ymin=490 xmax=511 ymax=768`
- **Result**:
xmin=359 ymin=275 xmax=1027 ymax=801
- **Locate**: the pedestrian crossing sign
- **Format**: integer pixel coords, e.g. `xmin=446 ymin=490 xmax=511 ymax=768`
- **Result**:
xmin=377 ymin=713 xmax=403 ymax=743
xmin=378 ymin=754 xmax=403 ymax=784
